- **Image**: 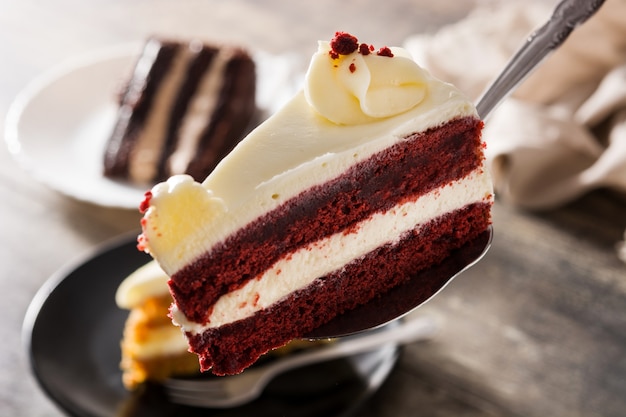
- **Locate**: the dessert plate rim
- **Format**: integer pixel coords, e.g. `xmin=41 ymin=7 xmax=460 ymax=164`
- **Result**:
xmin=4 ymin=43 xmax=298 ymax=209
xmin=22 ymin=231 xmax=399 ymax=417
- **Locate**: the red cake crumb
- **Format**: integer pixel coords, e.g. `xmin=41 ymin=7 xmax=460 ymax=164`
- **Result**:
xmin=329 ymin=32 xmax=393 ymax=60
xmin=359 ymin=43 xmax=373 ymax=55
xmin=349 ymin=63 xmax=357 ymax=73
xmin=136 ymin=234 xmax=148 ymax=252
xmin=330 ymin=31 xmax=359 ymax=57
xmin=139 ymin=191 xmax=152 ymax=213
xmin=376 ymin=46 xmax=394 ymax=57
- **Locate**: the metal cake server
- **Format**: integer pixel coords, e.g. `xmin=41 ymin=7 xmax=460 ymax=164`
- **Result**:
xmin=476 ymin=0 xmax=606 ymax=118
xmin=307 ymin=0 xmax=606 ymax=339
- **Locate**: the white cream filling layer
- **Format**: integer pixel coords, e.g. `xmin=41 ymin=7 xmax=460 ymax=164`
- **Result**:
xmin=115 ymin=261 xmax=190 ymax=359
xmin=126 ymin=325 xmax=189 ymax=360
xmin=115 ymin=260 xmax=169 ymax=309
xmin=171 ymin=168 xmax=492 ymax=335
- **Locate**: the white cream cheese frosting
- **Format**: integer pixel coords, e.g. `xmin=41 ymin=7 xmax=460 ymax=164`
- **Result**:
xmin=115 ymin=260 xmax=169 ymax=309
xmin=140 ymin=35 xmax=480 ymax=278
xmin=124 ymin=321 xmax=189 ymax=360
xmin=116 ymin=260 xmax=190 ymax=359
xmin=305 ymin=41 xmax=428 ymax=124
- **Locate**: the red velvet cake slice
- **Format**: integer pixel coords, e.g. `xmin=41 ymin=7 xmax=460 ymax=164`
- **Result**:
xmin=104 ymin=37 xmax=256 ymax=185
xmin=138 ymin=32 xmax=493 ymax=375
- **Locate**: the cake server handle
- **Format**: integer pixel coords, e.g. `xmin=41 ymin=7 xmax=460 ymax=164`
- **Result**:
xmin=475 ymin=0 xmax=605 ymax=119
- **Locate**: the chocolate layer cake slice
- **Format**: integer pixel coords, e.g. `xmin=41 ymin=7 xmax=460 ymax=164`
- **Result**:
xmin=103 ymin=37 xmax=256 ymax=184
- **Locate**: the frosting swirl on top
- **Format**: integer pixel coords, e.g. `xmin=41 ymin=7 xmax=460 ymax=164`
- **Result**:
xmin=304 ymin=33 xmax=429 ymax=125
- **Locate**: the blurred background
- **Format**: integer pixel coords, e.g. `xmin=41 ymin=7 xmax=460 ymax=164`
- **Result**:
xmin=1 ymin=0 xmax=625 ymax=416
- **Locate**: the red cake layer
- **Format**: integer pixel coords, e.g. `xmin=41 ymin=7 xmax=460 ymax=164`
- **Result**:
xmin=186 ymin=201 xmax=491 ymax=375
xmin=169 ymin=116 xmax=485 ymax=323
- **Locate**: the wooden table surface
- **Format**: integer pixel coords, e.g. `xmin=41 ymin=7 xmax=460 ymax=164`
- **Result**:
xmin=2 ymin=1 xmax=625 ymax=416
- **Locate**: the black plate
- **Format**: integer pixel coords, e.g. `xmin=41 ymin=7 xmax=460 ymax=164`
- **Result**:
xmin=23 ymin=232 xmax=398 ymax=417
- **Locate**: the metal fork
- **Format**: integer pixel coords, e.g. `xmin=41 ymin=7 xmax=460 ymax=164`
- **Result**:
xmin=164 ymin=316 xmax=437 ymax=408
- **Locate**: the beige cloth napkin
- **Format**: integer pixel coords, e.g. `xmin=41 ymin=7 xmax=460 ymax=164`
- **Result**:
xmin=405 ymin=0 xmax=626 ymax=261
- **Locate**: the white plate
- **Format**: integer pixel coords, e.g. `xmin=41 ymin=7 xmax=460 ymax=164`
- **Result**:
xmin=4 ymin=43 xmax=300 ymax=209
